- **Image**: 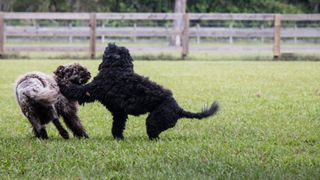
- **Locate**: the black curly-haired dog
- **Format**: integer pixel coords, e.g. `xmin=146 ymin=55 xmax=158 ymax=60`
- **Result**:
xmin=59 ymin=43 xmax=219 ymax=140
xmin=15 ymin=63 xmax=91 ymax=139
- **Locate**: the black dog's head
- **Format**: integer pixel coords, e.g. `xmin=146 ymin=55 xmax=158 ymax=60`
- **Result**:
xmin=54 ymin=63 xmax=91 ymax=85
xmin=98 ymin=43 xmax=133 ymax=70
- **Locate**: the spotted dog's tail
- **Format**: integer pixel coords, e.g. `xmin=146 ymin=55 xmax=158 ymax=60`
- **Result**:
xmin=15 ymin=74 xmax=58 ymax=106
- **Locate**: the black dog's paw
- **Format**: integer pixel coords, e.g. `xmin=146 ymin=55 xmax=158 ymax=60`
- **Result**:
xmin=149 ymin=137 xmax=159 ymax=141
xmin=113 ymin=135 xmax=124 ymax=140
xmin=148 ymin=136 xmax=159 ymax=141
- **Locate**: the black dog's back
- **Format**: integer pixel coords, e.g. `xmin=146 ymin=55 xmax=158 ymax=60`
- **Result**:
xmin=95 ymin=68 xmax=173 ymax=116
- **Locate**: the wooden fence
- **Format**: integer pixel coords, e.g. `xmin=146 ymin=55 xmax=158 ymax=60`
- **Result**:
xmin=0 ymin=12 xmax=320 ymax=59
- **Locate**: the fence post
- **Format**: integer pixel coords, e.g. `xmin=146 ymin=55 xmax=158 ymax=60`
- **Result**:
xmin=68 ymin=23 xmax=73 ymax=43
xmin=101 ymin=23 xmax=105 ymax=43
xmin=229 ymin=23 xmax=233 ymax=44
xmin=35 ymin=21 xmax=40 ymax=42
xmin=133 ymin=23 xmax=137 ymax=42
xmin=196 ymin=23 xmax=201 ymax=44
xmin=89 ymin=13 xmax=96 ymax=59
xmin=0 ymin=13 xmax=4 ymax=57
xmin=261 ymin=24 xmax=264 ymax=43
xmin=181 ymin=13 xmax=189 ymax=59
xmin=294 ymin=24 xmax=297 ymax=44
xmin=273 ymin=14 xmax=281 ymax=60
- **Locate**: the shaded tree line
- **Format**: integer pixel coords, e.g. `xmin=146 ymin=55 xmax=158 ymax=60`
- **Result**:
xmin=0 ymin=0 xmax=319 ymax=13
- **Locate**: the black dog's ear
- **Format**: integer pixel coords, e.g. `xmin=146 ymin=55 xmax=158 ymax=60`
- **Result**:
xmin=108 ymin=42 xmax=115 ymax=47
xmin=120 ymin=46 xmax=133 ymax=62
xmin=54 ymin=65 xmax=65 ymax=78
xmin=120 ymin=47 xmax=129 ymax=53
xmin=107 ymin=43 xmax=117 ymax=51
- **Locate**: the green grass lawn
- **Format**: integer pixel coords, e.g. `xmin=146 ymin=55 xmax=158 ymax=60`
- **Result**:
xmin=0 ymin=60 xmax=320 ymax=179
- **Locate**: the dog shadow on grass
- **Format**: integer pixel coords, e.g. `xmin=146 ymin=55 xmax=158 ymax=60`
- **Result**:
xmin=0 ymin=132 xmax=204 ymax=145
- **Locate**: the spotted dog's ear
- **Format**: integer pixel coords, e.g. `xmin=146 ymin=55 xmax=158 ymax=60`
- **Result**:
xmin=54 ymin=65 xmax=65 ymax=78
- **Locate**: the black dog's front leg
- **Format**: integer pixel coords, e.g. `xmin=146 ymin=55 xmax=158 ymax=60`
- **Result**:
xmin=111 ymin=111 xmax=128 ymax=140
xmin=59 ymin=82 xmax=96 ymax=104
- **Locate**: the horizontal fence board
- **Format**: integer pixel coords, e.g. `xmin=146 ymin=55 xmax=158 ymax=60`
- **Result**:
xmin=282 ymin=47 xmax=320 ymax=52
xmin=3 ymin=13 xmax=320 ymax=21
xmin=4 ymin=13 xmax=90 ymax=20
xmin=5 ymin=46 xmax=88 ymax=52
xmin=5 ymin=26 xmax=181 ymax=37
xmin=5 ymin=27 xmax=90 ymax=36
xmin=190 ymin=28 xmax=320 ymax=38
xmin=5 ymin=26 xmax=319 ymax=38
xmin=97 ymin=27 xmax=180 ymax=37
xmin=189 ymin=13 xmax=275 ymax=21
xmin=5 ymin=45 xmax=180 ymax=52
xmin=189 ymin=28 xmax=274 ymax=37
xmin=97 ymin=46 xmax=181 ymax=52
xmin=189 ymin=13 xmax=320 ymax=21
xmin=282 ymin=14 xmax=320 ymax=21
xmin=96 ymin=13 xmax=181 ymax=20
xmin=190 ymin=46 xmax=272 ymax=51
xmin=281 ymin=28 xmax=320 ymax=37
xmin=4 ymin=12 xmax=181 ymax=20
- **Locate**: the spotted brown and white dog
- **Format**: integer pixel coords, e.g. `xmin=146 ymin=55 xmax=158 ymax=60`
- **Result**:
xmin=14 ymin=63 xmax=91 ymax=139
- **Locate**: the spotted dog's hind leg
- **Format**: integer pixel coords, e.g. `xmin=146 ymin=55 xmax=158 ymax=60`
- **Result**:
xmin=28 ymin=115 xmax=48 ymax=139
xmin=49 ymin=106 xmax=69 ymax=139
xmin=61 ymin=112 xmax=89 ymax=138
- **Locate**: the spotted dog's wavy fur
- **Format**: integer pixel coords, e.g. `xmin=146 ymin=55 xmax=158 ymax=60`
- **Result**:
xmin=15 ymin=63 xmax=91 ymax=139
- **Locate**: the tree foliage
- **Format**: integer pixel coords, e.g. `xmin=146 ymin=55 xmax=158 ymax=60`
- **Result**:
xmin=0 ymin=0 xmax=319 ymax=13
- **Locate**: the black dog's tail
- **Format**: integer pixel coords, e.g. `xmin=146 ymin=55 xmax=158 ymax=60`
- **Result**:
xmin=179 ymin=101 xmax=219 ymax=119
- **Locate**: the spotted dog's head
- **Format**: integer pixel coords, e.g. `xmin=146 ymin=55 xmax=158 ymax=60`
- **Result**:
xmin=54 ymin=63 xmax=91 ymax=85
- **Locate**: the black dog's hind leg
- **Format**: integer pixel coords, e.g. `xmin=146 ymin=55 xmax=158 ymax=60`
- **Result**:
xmin=62 ymin=113 xmax=89 ymax=138
xmin=146 ymin=100 xmax=180 ymax=140
xmin=146 ymin=113 xmax=161 ymax=140
xmin=111 ymin=111 xmax=128 ymax=140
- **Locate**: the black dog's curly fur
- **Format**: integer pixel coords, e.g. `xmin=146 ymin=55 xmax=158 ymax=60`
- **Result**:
xmin=59 ymin=43 xmax=219 ymax=140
